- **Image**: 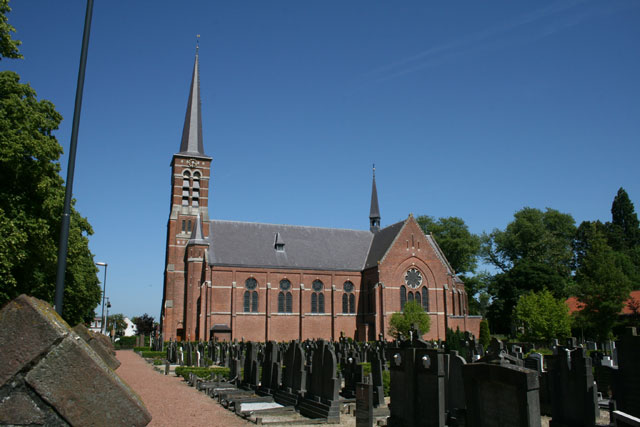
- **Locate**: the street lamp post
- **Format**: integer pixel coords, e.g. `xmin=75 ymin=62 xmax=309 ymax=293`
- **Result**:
xmin=96 ymin=262 xmax=107 ymax=334
xmin=105 ymin=297 xmax=111 ymax=339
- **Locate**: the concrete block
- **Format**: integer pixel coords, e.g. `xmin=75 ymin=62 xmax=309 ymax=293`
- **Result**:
xmin=0 ymin=391 xmax=46 ymax=425
xmin=26 ymin=335 xmax=151 ymax=426
xmin=0 ymin=294 xmax=69 ymax=384
xmin=73 ymin=323 xmax=121 ymax=370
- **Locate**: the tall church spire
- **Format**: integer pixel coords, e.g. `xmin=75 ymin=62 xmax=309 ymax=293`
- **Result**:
xmin=369 ymin=164 xmax=381 ymax=232
xmin=179 ymin=45 xmax=206 ymax=156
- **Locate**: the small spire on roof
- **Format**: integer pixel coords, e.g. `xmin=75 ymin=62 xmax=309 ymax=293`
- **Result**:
xmin=188 ymin=212 xmax=209 ymax=246
xmin=369 ymin=164 xmax=381 ymax=233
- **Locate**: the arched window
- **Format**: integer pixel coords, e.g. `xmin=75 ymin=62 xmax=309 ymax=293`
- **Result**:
xmin=408 ymin=291 xmax=414 ymax=303
xmin=415 ymin=291 xmax=421 ymax=306
xmin=182 ymin=171 xmax=191 ymax=206
xmin=279 ymin=279 xmax=292 ymax=314
xmin=243 ymin=291 xmax=250 ymax=313
xmin=278 ymin=292 xmax=285 ymax=313
xmin=400 ymin=286 xmax=407 ymax=310
xmin=245 ymin=278 xmax=258 ymax=313
xmin=343 ymin=281 xmax=355 ymax=314
xmin=286 ymin=292 xmax=292 ymax=313
xmin=192 ymin=172 xmax=200 ymax=207
xmin=311 ymin=280 xmax=324 ymax=314
xmin=422 ymin=287 xmax=429 ymax=312
xmin=252 ymin=291 xmax=258 ymax=312
xmin=452 ymin=290 xmax=456 ymax=315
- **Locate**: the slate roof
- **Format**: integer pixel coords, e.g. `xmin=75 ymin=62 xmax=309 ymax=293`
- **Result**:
xmin=208 ymin=220 xmax=375 ymax=271
xmin=178 ymin=53 xmax=207 ymax=158
xmin=364 ymin=220 xmax=405 ymax=269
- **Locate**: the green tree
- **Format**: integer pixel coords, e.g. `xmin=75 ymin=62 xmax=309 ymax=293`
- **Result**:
xmin=106 ymin=313 xmax=127 ymax=337
xmin=416 ymin=215 xmax=481 ymax=275
xmin=573 ymin=224 xmax=632 ymax=341
xmin=479 ymin=319 xmax=491 ymax=349
xmin=389 ymin=300 xmax=431 ymax=339
xmin=0 ymin=5 xmax=100 ymax=324
xmin=609 ymin=187 xmax=640 ymax=251
xmin=482 ymin=207 xmax=576 ymax=334
xmin=133 ymin=313 xmax=155 ymax=336
xmin=0 ymin=0 xmax=22 ymax=60
xmin=513 ymin=290 xmax=571 ymax=342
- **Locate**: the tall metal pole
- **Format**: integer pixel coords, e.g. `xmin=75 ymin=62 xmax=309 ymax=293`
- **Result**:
xmin=54 ymin=0 xmax=95 ymax=315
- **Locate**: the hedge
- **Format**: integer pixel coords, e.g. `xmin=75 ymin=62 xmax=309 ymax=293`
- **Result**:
xmin=174 ymin=367 xmax=231 ymax=381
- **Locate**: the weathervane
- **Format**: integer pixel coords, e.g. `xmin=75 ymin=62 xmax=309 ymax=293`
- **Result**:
xmin=196 ymin=34 xmax=200 ymax=54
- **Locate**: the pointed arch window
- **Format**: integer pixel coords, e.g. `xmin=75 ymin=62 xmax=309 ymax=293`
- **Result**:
xmin=286 ymin=292 xmax=292 ymax=313
xmin=311 ymin=280 xmax=324 ymax=314
xmin=408 ymin=291 xmax=414 ymax=303
xmin=343 ymin=281 xmax=355 ymax=314
xmin=422 ymin=287 xmax=429 ymax=312
xmin=252 ymin=291 xmax=258 ymax=312
xmin=243 ymin=291 xmax=250 ymax=313
xmin=400 ymin=285 xmax=407 ymax=310
xmin=415 ymin=291 xmax=421 ymax=307
xmin=278 ymin=292 xmax=285 ymax=313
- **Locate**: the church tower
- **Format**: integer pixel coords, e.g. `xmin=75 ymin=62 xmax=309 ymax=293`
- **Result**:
xmin=161 ymin=50 xmax=212 ymax=341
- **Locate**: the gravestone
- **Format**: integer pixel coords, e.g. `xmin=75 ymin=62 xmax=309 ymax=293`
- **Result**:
xmin=274 ymin=341 xmax=306 ymax=406
xmin=370 ymin=350 xmax=386 ymax=407
xmin=447 ymin=350 xmax=467 ymax=420
xmin=612 ymin=327 xmax=640 ymax=418
xmin=356 ymin=375 xmax=374 ymax=427
xmin=463 ymin=362 xmax=541 ymax=427
xmin=387 ymin=345 xmax=446 ymax=427
xmin=259 ymin=341 xmax=281 ymax=395
xmin=0 ymin=295 xmax=151 ymax=426
xmin=298 ymin=340 xmax=341 ymax=422
xmin=548 ymin=348 xmax=598 ymax=427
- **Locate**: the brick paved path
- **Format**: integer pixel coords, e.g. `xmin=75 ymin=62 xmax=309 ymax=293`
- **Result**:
xmin=116 ymin=350 xmax=251 ymax=427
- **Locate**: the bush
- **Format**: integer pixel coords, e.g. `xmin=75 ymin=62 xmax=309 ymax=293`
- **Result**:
xmin=153 ymin=359 xmax=163 ymax=365
xmin=174 ymin=367 xmax=230 ymax=381
xmin=114 ymin=336 xmax=136 ymax=349
xmin=382 ymin=370 xmax=390 ymax=397
xmin=140 ymin=351 xmax=166 ymax=359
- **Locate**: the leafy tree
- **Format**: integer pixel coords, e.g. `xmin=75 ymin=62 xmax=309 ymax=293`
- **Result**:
xmin=133 ymin=313 xmax=155 ymax=336
xmin=106 ymin=313 xmax=127 ymax=337
xmin=479 ymin=319 xmax=491 ymax=350
xmin=482 ymin=207 xmax=576 ymax=334
xmin=0 ymin=0 xmax=22 ymax=60
xmin=389 ymin=300 xmax=431 ymax=339
xmin=0 ymin=70 xmax=101 ymax=325
xmin=513 ymin=290 xmax=571 ymax=342
xmin=573 ymin=224 xmax=632 ymax=341
xmin=416 ymin=215 xmax=481 ymax=275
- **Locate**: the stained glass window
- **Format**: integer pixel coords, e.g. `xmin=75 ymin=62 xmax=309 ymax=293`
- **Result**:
xmin=245 ymin=278 xmax=257 ymax=290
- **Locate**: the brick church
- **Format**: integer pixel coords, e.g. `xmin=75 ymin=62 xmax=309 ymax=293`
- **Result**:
xmin=160 ymin=53 xmax=481 ymax=342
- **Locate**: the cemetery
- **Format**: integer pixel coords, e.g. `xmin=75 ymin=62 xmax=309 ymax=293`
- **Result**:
xmin=2 ymin=294 xmax=640 ymax=426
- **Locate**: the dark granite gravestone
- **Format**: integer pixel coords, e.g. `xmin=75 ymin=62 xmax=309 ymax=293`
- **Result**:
xmin=242 ymin=341 xmax=260 ymax=390
xmin=548 ymin=347 xmax=598 ymax=427
xmin=387 ymin=346 xmax=446 ymax=427
xmin=342 ymin=356 xmax=364 ymax=398
xmin=356 ymin=376 xmax=374 ymax=427
xmin=370 ymin=350 xmax=385 ymax=407
xmin=298 ymin=340 xmax=341 ymax=422
xmin=258 ymin=341 xmax=281 ymax=395
xmin=448 ymin=351 xmax=467 ymax=415
xmin=462 ymin=362 xmax=541 ymax=427
xmin=612 ymin=327 xmax=640 ymax=418
xmin=274 ymin=341 xmax=306 ymax=407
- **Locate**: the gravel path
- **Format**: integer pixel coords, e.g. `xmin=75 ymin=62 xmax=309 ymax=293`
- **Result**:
xmin=116 ymin=350 xmax=251 ymax=427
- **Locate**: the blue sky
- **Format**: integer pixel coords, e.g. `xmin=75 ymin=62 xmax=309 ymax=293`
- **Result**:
xmin=4 ymin=0 xmax=639 ymax=320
